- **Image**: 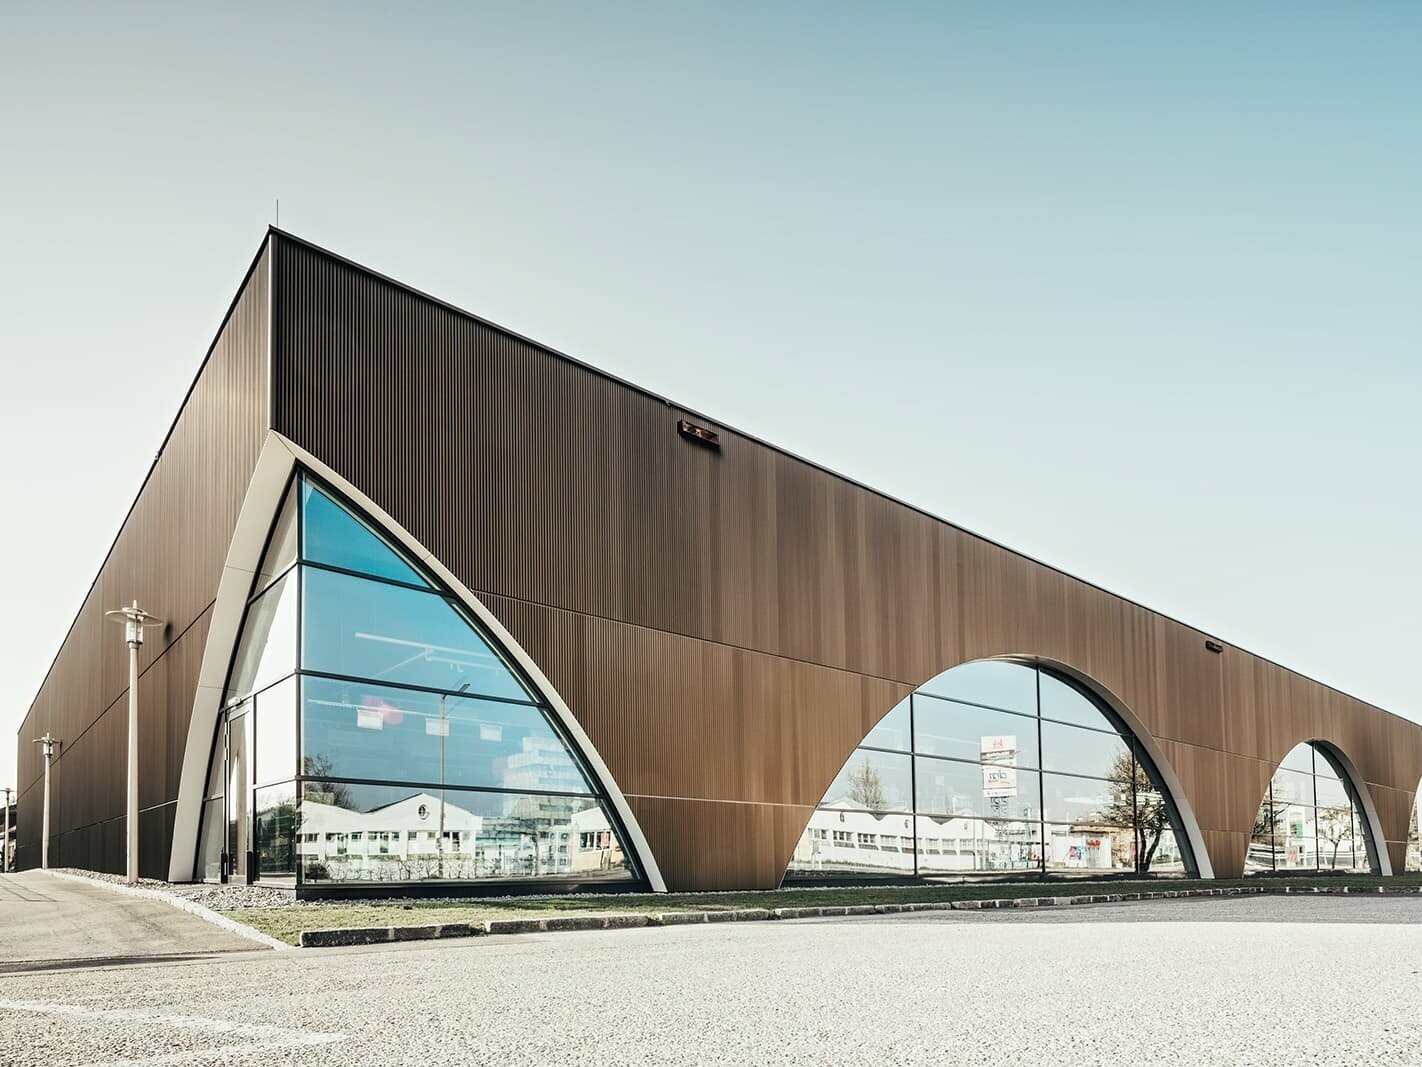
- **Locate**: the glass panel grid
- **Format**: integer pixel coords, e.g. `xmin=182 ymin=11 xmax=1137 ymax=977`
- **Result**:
xmin=297 ymin=780 xmax=635 ymax=885
xmin=1246 ymin=742 xmax=1378 ymax=876
xmin=301 ymin=479 xmax=430 ymax=587
xmin=301 ymin=566 xmax=530 ymax=703
xmin=794 ymin=660 xmax=1197 ymax=882
xmin=199 ymin=471 xmax=643 ymax=888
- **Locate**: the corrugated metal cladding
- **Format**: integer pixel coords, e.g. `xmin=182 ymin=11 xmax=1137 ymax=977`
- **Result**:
xmin=271 ymin=233 xmax=1422 ymax=887
xmin=13 ymin=246 xmax=269 ymax=876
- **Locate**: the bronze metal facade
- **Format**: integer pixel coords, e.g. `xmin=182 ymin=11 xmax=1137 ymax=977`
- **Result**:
xmin=14 ymin=231 xmax=1422 ymax=887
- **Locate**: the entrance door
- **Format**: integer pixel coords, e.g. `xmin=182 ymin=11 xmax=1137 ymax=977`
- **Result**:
xmin=226 ymin=706 xmax=253 ymax=883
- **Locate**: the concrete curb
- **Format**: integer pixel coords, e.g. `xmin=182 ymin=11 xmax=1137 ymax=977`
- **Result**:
xmin=41 ymin=869 xmax=291 ymax=952
xmin=291 ymin=883 xmax=1421 ymax=948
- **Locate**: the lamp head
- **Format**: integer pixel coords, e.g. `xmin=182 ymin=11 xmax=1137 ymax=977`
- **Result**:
xmin=106 ymin=600 xmax=165 ymax=647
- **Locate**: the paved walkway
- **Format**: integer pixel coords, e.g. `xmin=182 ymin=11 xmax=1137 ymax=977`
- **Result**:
xmin=0 ymin=871 xmax=263 ymax=972
xmin=2 ymin=894 xmax=1420 ymax=1064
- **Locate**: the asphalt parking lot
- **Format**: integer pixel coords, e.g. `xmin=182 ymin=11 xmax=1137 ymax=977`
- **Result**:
xmin=2 ymin=884 xmax=1421 ymax=1065
xmin=0 ymin=871 xmax=258 ymax=972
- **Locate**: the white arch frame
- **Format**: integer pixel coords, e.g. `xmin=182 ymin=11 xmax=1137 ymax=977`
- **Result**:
xmin=169 ymin=431 xmax=667 ymax=890
xmin=795 ymin=655 xmax=1215 ymax=880
xmin=1035 ymin=658 xmax=1214 ymax=879
xmin=1267 ymin=739 xmax=1391 ymax=877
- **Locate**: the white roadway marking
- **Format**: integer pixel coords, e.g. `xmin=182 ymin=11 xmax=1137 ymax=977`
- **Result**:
xmin=0 ymin=998 xmax=346 ymax=1062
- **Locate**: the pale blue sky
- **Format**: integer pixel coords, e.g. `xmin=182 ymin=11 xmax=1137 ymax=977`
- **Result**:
xmin=2 ymin=4 xmax=1420 ymax=791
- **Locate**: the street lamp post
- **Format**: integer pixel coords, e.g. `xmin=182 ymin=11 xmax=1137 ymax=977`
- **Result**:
xmin=436 ymin=682 xmax=471 ymax=879
xmin=105 ymin=600 xmax=165 ymax=885
xmin=1 ymin=785 xmax=12 ymax=873
xmin=32 ymin=734 xmax=59 ymax=869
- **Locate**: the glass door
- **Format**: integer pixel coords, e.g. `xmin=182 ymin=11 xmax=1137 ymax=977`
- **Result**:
xmin=227 ymin=706 xmax=253 ymax=883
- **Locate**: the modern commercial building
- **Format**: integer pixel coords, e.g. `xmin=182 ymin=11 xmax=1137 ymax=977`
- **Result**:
xmin=14 ymin=230 xmax=1422 ymax=893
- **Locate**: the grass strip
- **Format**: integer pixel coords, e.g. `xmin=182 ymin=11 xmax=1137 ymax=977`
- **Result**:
xmin=222 ymin=873 xmax=1422 ymax=946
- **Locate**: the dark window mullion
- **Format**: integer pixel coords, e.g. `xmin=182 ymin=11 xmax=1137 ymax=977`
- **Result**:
xmin=1035 ymin=666 xmax=1046 ymax=876
xmin=300 ymin=773 xmax=601 ymax=802
xmin=909 ymin=695 xmax=918 ymax=878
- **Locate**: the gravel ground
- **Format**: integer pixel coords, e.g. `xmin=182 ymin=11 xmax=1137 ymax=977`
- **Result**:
xmin=50 ymin=868 xmax=297 ymax=910
xmin=3 ymin=895 xmax=1421 ymax=1066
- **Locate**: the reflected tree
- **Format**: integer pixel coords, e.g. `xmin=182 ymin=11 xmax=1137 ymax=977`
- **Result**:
xmin=1316 ymin=805 xmax=1353 ymax=869
xmin=1102 ymin=751 xmax=1170 ymax=874
xmin=300 ymin=755 xmax=354 ymax=808
xmin=847 ymin=759 xmax=888 ymax=812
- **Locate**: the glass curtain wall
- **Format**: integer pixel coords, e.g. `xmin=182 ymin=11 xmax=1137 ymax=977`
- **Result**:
xmin=196 ymin=474 xmax=639 ymax=887
xmin=786 ymin=661 xmax=1195 ymax=881
xmin=1408 ymin=795 xmax=1420 ymax=873
xmin=1245 ymin=742 xmax=1376 ymax=874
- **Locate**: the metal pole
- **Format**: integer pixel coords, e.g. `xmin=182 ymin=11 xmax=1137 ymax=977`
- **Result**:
xmin=107 ymin=601 xmax=162 ymax=886
xmin=127 ymin=634 xmax=139 ymax=884
xmin=43 ymin=750 xmax=50 ymax=869
xmin=2 ymin=786 xmax=11 ymax=873
xmin=437 ymin=693 xmax=446 ymax=879
xmin=437 ymin=683 xmax=468 ymax=880
xmin=33 ymin=735 xmax=58 ymax=870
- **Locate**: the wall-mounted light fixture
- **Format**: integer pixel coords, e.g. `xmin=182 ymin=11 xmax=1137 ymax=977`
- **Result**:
xmin=677 ymin=418 xmax=720 ymax=450
xmin=1205 ymin=640 xmax=1224 ymax=654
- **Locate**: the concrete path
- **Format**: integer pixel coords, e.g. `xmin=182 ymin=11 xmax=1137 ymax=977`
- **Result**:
xmin=2 ymin=894 xmax=1421 ymax=1065
xmin=0 ymin=871 xmax=264 ymax=972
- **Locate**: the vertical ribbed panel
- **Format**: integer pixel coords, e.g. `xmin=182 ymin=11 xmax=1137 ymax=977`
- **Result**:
xmin=13 ymin=245 xmax=269 ymax=875
xmin=253 ymin=233 xmax=1422 ymax=884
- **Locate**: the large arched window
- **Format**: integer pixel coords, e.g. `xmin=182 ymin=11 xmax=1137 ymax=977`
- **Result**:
xmin=1245 ymin=742 xmax=1377 ymax=874
xmin=786 ymin=660 xmax=1196 ymax=881
xmin=195 ymin=473 xmax=641 ymax=888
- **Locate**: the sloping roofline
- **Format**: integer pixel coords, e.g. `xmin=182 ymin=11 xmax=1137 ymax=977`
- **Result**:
xmin=20 ymin=227 xmax=1413 ymax=739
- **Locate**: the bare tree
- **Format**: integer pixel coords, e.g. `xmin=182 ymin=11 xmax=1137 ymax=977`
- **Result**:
xmin=1102 ymin=751 xmax=1172 ymax=874
xmin=300 ymin=755 xmax=355 ymax=808
xmin=1316 ymin=805 xmax=1354 ymax=869
xmin=847 ymin=758 xmax=888 ymax=812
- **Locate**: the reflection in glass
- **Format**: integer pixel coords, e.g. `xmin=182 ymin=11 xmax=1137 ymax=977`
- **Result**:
xmin=255 ymin=481 xmax=299 ymax=591
xmin=197 ymin=471 xmax=639 ymax=888
xmin=301 ymin=675 xmax=593 ymax=795
xmin=790 ymin=659 xmax=1197 ymax=882
xmin=1313 ymin=774 xmax=1349 ymax=810
xmin=1270 ymin=767 xmax=1314 ymax=807
xmin=1280 ymin=744 xmax=1315 ymax=773
xmin=253 ymin=676 xmax=297 ymax=787
xmin=1044 ymin=820 xmax=1133 ymax=873
xmin=1038 ymin=672 xmax=1114 ymax=731
xmin=1315 ymin=805 xmax=1355 ymax=870
xmin=914 ymin=816 xmax=1042 ymax=874
xmin=255 ymin=783 xmax=297 ymax=877
xmin=198 ymin=797 xmax=225 ymax=881
xmin=1408 ymin=800 xmax=1420 ymax=873
xmin=862 ymin=698 xmax=911 ymax=752
xmin=821 ymin=750 xmax=913 ymax=813
xmin=228 ymin=575 xmax=297 ymax=700
xmin=1038 ymin=720 xmax=1129 ymax=781
xmin=786 ymin=809 xmax=916 ymax=876
xmin=1246 ymin=741 xmax=1377 ymax=875
xmin=227 ymin=710 xmax=252 ymax=881
xmin=203 ymin=727 xmax=224 ymax=800
xmin=915 ymin=755 xmax=1041 ymax=821
xmin=297 ymin=781 xmax=634 ymax=884
xmin=302 ymin=480 xmax=429 ymax=587
xmin=916 ymin=660 xmax=1036 ymax=715
xmin=913 ymin=695 xmax=1040 ymax=768
xmin=302 ymin=567 xmax=528 ymax=701
xmin=1041 ymin=772 xmax=1129 ymax=825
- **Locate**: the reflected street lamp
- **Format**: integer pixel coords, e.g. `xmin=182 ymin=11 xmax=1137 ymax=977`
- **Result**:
xmin=105 ymin=600 xmax=165 ymax=885
xmin=32 ymin=734 xmax=60 ymax=869
xmin=436 ymin=682 xmax=470 ymax=879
